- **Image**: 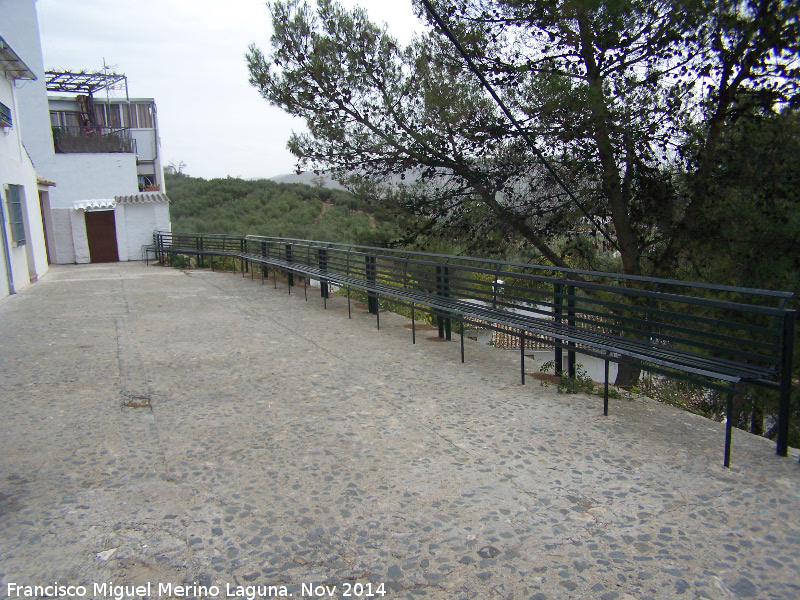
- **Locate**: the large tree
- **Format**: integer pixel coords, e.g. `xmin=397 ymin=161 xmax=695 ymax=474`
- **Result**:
xmin=247 ymin=0 xmax=799 ymax=382
xmin=690 ymin=108 xmax=800 ymax=436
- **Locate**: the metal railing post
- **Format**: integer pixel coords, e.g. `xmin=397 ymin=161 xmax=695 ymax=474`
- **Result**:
xmin=318 ymin=248 xmax=329 ymax=300
xmin=444 ymin=266 xmax=451 ymax=341
xmin=436 ymin=265 xmax=444 ymax=339
xmin=567 ymin=283 xmax=576 ymax=378
xmin=724 ymin=386 xmax=736 ymax=468
xmin=261 ymin=241 xmax=268 ymax=281
xmin=366 ymin=254 xmax=378 ymax=314
xmin=777 ymin=309 xmax=796 ymax=458
xmin=554 ymin=281 xmax=563 ymax=374
xmin=346 ymin=250 xmax=352 ymax=318
xmin=285 ymin=243 xmax=294 ymax=288
xmin=304 ymin=245 xmax=309 ymax=300
xmin=492 ymin=264 xmax=500 ymax=309
xmin=434 ymin=264 xmax=451 ymax=340
xmin=604 ymin=352 xmax=610 ymax=416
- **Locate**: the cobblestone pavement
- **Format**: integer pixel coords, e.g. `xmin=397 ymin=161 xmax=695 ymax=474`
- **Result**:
xmin=1 ymin=262 xmax=798 ymax=600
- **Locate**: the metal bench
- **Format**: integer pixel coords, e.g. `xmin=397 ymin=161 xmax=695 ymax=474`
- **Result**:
xmin=146 ymin=232 xmax=796 ymax=467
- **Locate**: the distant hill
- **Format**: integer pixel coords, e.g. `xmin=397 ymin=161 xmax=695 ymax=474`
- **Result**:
xmin=269 ymin=172 xmax=345 ymax=189
xmin=165 ymin=173 xmax=407 ymax=245
xmin=269 ymin=170 xmax=421 ymax=189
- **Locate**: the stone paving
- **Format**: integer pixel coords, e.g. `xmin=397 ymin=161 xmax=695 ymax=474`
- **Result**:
xmin=1 ymin=262 xmax=798 ymax=600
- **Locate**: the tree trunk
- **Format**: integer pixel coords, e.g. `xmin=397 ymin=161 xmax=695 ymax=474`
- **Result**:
xmin=750 ymin=393 xmax=764 ymax=435
xmin=614 ymin=362 xmax=640 ymax=388
xmin=732 ymin=383 xmax=748 ymax=429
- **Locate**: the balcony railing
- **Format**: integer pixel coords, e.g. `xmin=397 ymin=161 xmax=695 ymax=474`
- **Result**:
xmin=52 ymin=125 xmax=137 ymax=154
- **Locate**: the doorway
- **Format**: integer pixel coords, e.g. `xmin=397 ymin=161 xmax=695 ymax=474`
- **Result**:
xmin=84 ymin=210 xmax=119 ymax=263
xmin=39 ymin=191 xmax=51 ymax=264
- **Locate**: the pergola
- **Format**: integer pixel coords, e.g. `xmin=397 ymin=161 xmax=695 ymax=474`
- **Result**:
xmin=45 ymin=69 xmax=128 ymax=98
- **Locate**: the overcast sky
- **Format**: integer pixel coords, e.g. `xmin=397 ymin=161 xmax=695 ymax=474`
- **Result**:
xmin=35 ymin=0 xmax=426 ymax=180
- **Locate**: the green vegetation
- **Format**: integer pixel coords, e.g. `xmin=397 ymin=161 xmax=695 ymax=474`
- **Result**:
xmin=540 ymin=361 xmax=604 ymax=397
xmin=166 ymin=254 xmax=192 ymax=270
xmin=165 ymin=173 xmax=407 ymax=246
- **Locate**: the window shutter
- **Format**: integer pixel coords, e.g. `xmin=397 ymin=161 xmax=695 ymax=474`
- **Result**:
xmin=5 ymin=185 xmax=26 ymax=246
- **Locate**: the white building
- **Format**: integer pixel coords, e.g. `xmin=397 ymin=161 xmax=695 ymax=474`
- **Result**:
xmin=2 ymin=0 xmax=170 ymax=265
xmin=0 ymin=34 xmax=50 ymax=298
xmin=42 ymin=85 xmax=171 ymax=263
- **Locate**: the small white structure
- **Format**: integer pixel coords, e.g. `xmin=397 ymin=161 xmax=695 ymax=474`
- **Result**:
xmin=0 ymin=34 xmax=49 ymax=298
xmin=3 ymin=0 xmax=171 ymax=265
xmin=67 ymin=192 xmax=171 ymax=263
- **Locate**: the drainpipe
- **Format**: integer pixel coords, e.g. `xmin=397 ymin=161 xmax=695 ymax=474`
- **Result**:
xmin=0 ymin=192 xmax=16 ymax=295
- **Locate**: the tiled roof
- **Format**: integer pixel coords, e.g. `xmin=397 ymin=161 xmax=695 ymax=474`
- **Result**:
xmin=115 ymin=192 xmax=170 ymax=204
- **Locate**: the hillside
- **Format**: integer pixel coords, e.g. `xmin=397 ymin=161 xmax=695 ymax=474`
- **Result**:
xmin=165 ymin=173 xmax=404 ymax=245
xmin=269 ymin=171 xmax=345 ymax=189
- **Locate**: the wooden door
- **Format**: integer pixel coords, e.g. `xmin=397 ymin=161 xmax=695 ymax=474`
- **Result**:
xmin=84 ymin=210 xmax=119 ymax=263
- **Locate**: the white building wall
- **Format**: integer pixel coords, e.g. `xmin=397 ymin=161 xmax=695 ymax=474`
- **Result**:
xmin=0 ymin=65 xmax=49 ymax=298
xmin=21 ymin=185 xmax=47 ymax=280
xmin=37 ymin=187 xmax=55 ymax=261
xmin=131 ymin=129 xmax=157 ymax=162
xmin=154 ymin=202 xmax=171 ymax=231
xmin=49 ymin=96 xmax=162 ymax=187
xmin=114 ymin=205 xmax=129 ymax=262
xmin=38 ymin=145 xmax=144 ymax=263
xmin=50 ymin=208 xmax=75 ymax=264
xmin=119 ymin=202 xmax=170 ymax=261
xmin=0 ymin=237 xmax=7 ymax=298
xmin=69 ymin=209 xmax=90 ymax=264
xmin=47 ymin=97 xmax=75 ymax=113
xmin=1 ymin=0 xmax=54 ymax=176
xmin=45 ymin=154 xmax=139 ymax=207
xmin=3 ymin=0 xmax=170 ymax=265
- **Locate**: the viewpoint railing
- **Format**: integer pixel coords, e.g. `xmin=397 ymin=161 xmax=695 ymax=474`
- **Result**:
xmin=147 ymin=231 xmax=796 ymax=466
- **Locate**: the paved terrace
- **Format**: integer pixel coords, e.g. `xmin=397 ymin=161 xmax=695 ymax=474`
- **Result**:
xmin=1 ymin=262 xmax=799 ymax=600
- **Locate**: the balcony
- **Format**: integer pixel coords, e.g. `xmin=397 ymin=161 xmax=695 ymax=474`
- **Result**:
xmin=52 ymin=125 xmax=137 ymax=154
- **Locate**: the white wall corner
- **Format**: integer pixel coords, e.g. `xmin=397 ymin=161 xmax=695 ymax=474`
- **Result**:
xmin=69 ymin=210 xmax=90 ymax=264
xmin=50 ymin=208 xmax=75 ymax=264
xmin=115 ymin=205 xmax=129 ymax=261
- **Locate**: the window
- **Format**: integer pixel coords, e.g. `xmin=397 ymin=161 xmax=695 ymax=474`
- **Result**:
xmin=58 ymin=111 xmax=79 ymax=128
xmin=0 ymin=102 xmax=12 ymax=127
xmin=93 ymin=104 xmax=123 ymax=128
xmin=122 ymin=104 xmax=136 ymax=128
xmin=108 ymin=104 xmax=122 ymax=128
xmin=97 ymin=103 xmax=137 ymax=128
xmin=49 ymin=111 xmax=82 ymax=128
xmin=5 ymin=185 xmax=26 ymax=246
xmin=136 ymin=103 xmax=153 ymax=128
xmin=94 ymin=105 xmax=105 ymax=126
xmin=138 ymin=174 xmax=158 ymax=190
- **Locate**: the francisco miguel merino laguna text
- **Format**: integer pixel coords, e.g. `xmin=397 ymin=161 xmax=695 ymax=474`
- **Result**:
xmin=6 ymin=582 xmax=290 ymax=599
xmin=7 ymin=580 xmax=387 ymax=599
